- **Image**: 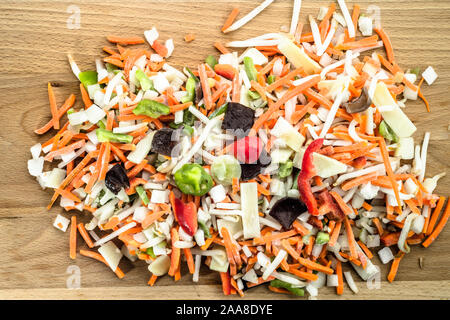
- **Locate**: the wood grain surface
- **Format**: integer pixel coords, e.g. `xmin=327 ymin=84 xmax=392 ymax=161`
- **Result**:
xmin=0 ymin=0 xmax=449 ymax=300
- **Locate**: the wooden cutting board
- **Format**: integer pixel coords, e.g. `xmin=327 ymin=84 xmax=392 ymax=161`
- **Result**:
xmin=0 ymin=0 xmax=449 ymax=300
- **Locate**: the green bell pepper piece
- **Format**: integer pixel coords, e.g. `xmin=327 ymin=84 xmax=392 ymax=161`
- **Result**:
xmin=315 ymin=231 xmax=330 ymax=245
xmin=181 ymin=77 xmax=196 ymax=103
xmin=174 ymin=163 xmax=213 ymax=196
xmin=135 ymin=69 xmax=154 ymax=91
xmin=267 ymin=75 xmax=276 ymax=85
xmin=379 ymin=120 xmax=399 ymax=143
xmin=205 ymin=55 xmax=218 ymax=69
xmin=79 ymin=71 xmax=98 ymax=88
xmin=185 ymin=67 xmax=199 ymax=82
xmin=198 ymin=220 xmax=211 ymax=238
xmin=243 ymin=57 xmax=258 ymax=82
xmin=136 ymin=185 xmax=149 ymax=205
xmin=208 ymin=103 xmax=228 ymax=119
xmin=270 ymin=279 xmax=305 ymax=297
xmin=145 ymin=247 xmax=156 ymax=258
xmin=133 ymin=99 xmax=170 ymax=119
xmin=279 ymin=161 xmax=293 ymax=178
xmin=96 ymin=128 xmax=133 ymax=144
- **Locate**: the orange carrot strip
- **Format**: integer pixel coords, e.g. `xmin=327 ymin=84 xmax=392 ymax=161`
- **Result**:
xmin=107 ymin=35 xmax=145 ymax=45
xmin=199 ymin=64 xmax=213 ymax=110
xmin=426 ymin=196 xmax=445 ymax=235
xmin=357 ymin=240 xmax=373 ymax=259
xmin=341 ymin=171 xmax=378 ymax=191
xmin=183 ymin=248 xmax=195 ymax=274
xmin=44 ymin=140 xmax=85 ymax=161
xmin=344 ymin=216 xmax=358 ymax=260
xmin=77 ymin=223 xmax=94 ymax=248
xmin=214 ymin=41 xmax=230 ymax=54
xmin=336 ymin=260 xmax=344 ymax=295
xmin=422 ymin=198 xmax=450 ymax=248
xmin=281 ymin=240 xmax=334 ymax=274
xmin=47 ymin=83 xmax=60 ymax=130
xmin=330 ymin=191 xmax=354 ymax=215
xmin=222 ymin=8 xmax=240 ymax=32
xmin=169 ymin=102 xmax=193 ymax=113
xmin=168 ymin=228 xmax=181 ymax=277
xmin=35 ymin=94 xmax=76 ymax=135
xmin=148 ymin=274 xmax=158 ymax=286
xmin=265 ymin=67 xmax=305 ymax=92
xmin=70 ymin=216 xmax=77 ymax=260
xmin=127 ymin=159 xmax=148 ymax=178
xmin=387 ymin=251 xmax=405 ymax=282
xmin=80 ymin=83 xmax=93 ymax=109
xmin=288 ymin=267 xmax=318 ymax=281
xmin=374 ymin=28 xmax=395 ymax=63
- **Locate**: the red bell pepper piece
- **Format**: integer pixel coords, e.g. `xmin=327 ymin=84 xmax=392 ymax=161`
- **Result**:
xmin=317 ymin=190 xmax=345 ymax=221
xmin=231 ymin=136 xmax=263 ymax=164
xmin=297 ymin=139 xmax=324 ymax=216
xmin=171 ymin=194 xmax=198 ymax=236
xmin=214 ymin=64 xmax=236 ymax=80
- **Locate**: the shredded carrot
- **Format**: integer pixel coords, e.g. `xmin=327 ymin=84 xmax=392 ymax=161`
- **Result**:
xmin=184 ymin=33 xmax=196 ymax=43
xmin=80 ymin=250 xmax=125 ymax=279
xmin=341 ymin=171 xmax=378 ymax=191
xmin=222 ymin=8 xmax=240 ymax=32
xmin=330 ymin=191 xmax=354 ymax=215
xmin=423 ymin=198 xmax=450 ymax=248
xmin=387 ymin=251 xmax=405 ymax=282
xmin=374 ymin=27 xmax=395 ymax=63
xmin=69 ymin=216 xmax=77 ymax=260
xmin=107 ymin=35 xmax=145 ymax=45
xmin=168 ymin=227 xmax=181 ymax=276
xmin=426 ymin=196 xmax=445 ymax=235
xmin=336 ymin=260 xmax=344 ymax=295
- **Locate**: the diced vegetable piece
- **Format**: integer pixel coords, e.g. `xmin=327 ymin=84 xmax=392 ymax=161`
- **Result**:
xmin=395 ymin=137 xmax=414 ymax=159
xmin=221 ymin=102 xmax=255 ymax=134
xmin=136 ymin=186 xmax=149 ymax=205
xmin=240 ymin=182 xmax=261 ymax=239
xmin=269 ymin=197 xmax=306 ymax=229
xmin=205 ymin=55 xmax=218 ymax=69
xmin=53 ymin=214 xmax=70 ymax=232
xmin=79 ymin=70 xmax=98 ymax=88
xmin=378 ymin=247 xmax=394 ymax=264
xmin=211 ymin=155 xmax=242 ymax=186
xmin=86 ymin=104 xmax=106 ymax=124
xmin=279 ymin=161 xmax=293 ymax=178
xmin=270 ymin=117 xmax=305 ymax=151
xmin=135 ymin=69 xmax=154 ymax=91
xmin=46 ymin=168 xmax=66 ymax=189
xmin=243 ymin=56 xmax=258 ymax=81
xmin=127 ymin=132 xmax=154 ymax=164
xmin=270 ymin=148 xmax=293 ymax=164
xmin=148 ymin=255 xmax=171 ymax=276
xmin=422 ymin=66 xmax=438 ymax=85
xmin=358 ymin=15 xmax=373 ymax=36
xmin=105 ymin=164 xmax=130 ymax=194
xmin=240 ymin=48 xmax=268 ymax=66
xmin=270 ymin=279 xmax=305 ymax=296
xmin=98 ymin=241 xmax=123 ymax=272
xmin=208 ymin=248 xmax=229 ymax=273
xmin=379 ymin=120 xmax=399 ymax=143
xmin=293 ymin=148 xmax=347 ymax=178
xmin=277 ymin=37 xmax=322 ymax=75
xmin=181 ymin=77 xmax=196 ymax=103
xmin=315 ymin=231 xmax=330 ymax=244
xmin=372 ymin=82 xmax=417 ymax=138
xmin=174 ymin=164 xmax=213 ymax=196
xmin=133 ymin=99 xmax=170 ymax=119
xmin=96 ymin=128 xmax=133 ymax=144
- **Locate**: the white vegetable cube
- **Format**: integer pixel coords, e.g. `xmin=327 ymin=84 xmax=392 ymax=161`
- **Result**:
xmin=133 ymin=206 xmax=150 ymax=223
xmin=359 ymin=182 xmax=380 ymax=200
xmin=45 ymin=168 xmax=66 ymax=189
xmin=358 ymin=15 xmax=373 ymax=36
xmin=378 ymin=247 xmax=394 ymax=264
xmin=28 ymin=157 xmax=44 ymax=177
xmin=86 ymin=104 xmax=106 ymax=124
xmin=98 ymin=241 xmax=123 ymax=272
xmin=151 ymin=73 xmax=171 ymax=94
xmin=53 ymin=214 xmax=70 ymax=232
xmin=270 ymin=178 xmax=286 ymax=197
xmin=165 ymin=39 xmax=174 ymax=57
xmin=30 ymin=143 xmax=42 ymax=160
xmin=270 ymin=117 xmax=305 ymax=151
xmin=87 ymin=130 xmax=99 ymax=145
xmin=209 ymin=185 xmax=227 ymax=203
xmin=68 ymin=110 xmax=88 ymax=125
xmin=395 ymin=137 xmax=415 ymax=160
xmin=151 ymin=190 xmax=170 ymax=204
xmin=422 ymin=66 xmax=438 ymax=85
xmin=240 ymin=182 xmax=261 ymax=239
xmin=87 ymin=84 xmax=101 ymax=99
xmin=327 ymin=274 xmax=339 ymax=287
xmin=174 ymin=110 xmax=184 ymax=124
xmin=239 ymin=48 xmax=268 ymax=66
xmin=61 ymin=151 xmax=76 ymax=163
xmin=144 ymin=27 xmax=159 ymax=46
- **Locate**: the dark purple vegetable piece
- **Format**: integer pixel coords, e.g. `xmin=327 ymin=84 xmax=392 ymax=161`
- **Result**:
xmin=151 ymin=128 xmax=180 ymax=157
xmin=105 ymin=164 xmax=130 ymax=194
xmin=343 ymin=88 xmax=371 ymax=114
xmin=269 ymin=197 xmax=307 ymax=229
xmin=195 ymin=82 xmax=203 ymax=105
xmin=240 ymin=150 xmax=271 ymax=181
xmin=222 ymin=102 xmax=255 ymax=137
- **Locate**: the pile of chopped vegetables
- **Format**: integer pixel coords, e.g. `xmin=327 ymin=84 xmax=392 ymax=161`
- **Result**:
xmin=28 ymin=0 xmax=448 ymax=298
